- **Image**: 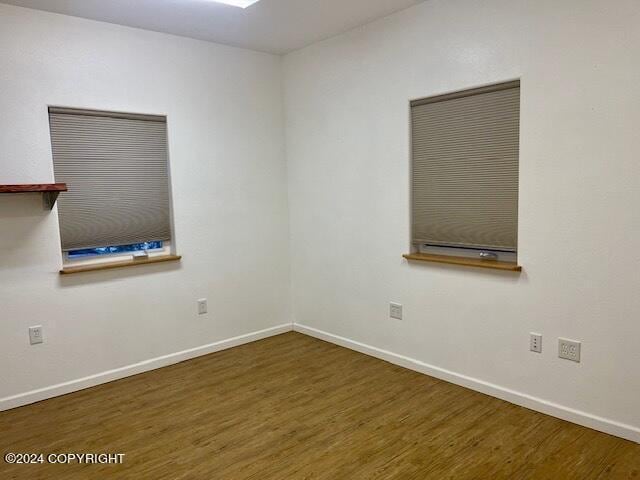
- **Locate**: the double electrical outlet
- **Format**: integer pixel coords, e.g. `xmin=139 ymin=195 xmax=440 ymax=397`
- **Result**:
xmin=28 ymin=325 xmax=44 ymax=345
xmin=390 ymin=302 xmax=403 ymax=320
xmin=530 ymin=332 xmax=581 ymax=363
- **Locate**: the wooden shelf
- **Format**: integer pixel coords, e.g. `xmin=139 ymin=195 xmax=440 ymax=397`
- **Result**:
xmin=0 ymin=183 xmax=68 ymax=193
xmin=403 ymin=253 xmax=522 ymax=272
xmin=0 ymin=183 xmax=68 ymax=209
xmin=60 ymin=254 xmax=182 ymax=275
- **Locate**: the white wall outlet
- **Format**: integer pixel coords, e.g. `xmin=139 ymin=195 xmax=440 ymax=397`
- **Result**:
xmin=390 ymin=302 xmax=403 ymax=320
xmin=197 ymin=299 xmax=208 ymax=315
xmin=530 ymin=333 xmax=542 ymax=353
xmin=558 ymin=338 xmax=581 ymax=362
xmin=29 ymin=326 xmax=44 ymax=345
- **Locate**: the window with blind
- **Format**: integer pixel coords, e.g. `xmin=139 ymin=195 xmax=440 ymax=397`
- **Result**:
xmin=48 ymin=107 xmax=173 ymax=262
xmin=410 ymin=81 xmax=520 ymax=261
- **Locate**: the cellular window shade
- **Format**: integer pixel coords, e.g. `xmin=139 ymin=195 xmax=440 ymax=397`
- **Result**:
xmin=49 ymin=107 xmax=172 ymax=251
xmin=411 ymin=81 xmax=520 ymax=252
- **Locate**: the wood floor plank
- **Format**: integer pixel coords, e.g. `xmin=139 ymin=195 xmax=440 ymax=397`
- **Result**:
xmin=1 ymin=332 xmax=638 ymax=479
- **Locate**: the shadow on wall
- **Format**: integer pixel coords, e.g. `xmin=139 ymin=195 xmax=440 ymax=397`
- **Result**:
xmin=0 ymin=192 xmax=51 ymax=219
xmin=404 ymin=258 xmax=529 ymax=285
xmin=0 ymin=193 xmax=54 ymax=269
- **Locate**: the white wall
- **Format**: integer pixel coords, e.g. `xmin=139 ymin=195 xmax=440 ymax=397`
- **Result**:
xmin=0 ymin=4 xmax=291 ymax=404
xmin=284 ymin=0 xmax=640 ymax=440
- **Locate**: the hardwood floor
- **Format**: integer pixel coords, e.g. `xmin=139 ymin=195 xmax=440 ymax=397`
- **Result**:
xmin=1 ymin=332 xmax=639 ymax=479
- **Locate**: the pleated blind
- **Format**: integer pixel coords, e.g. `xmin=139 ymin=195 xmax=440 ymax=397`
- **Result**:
xmin=49 ymin=107 xmax=172 ymax=251
xmin=411 ymin=81 xmax=520 ymax=252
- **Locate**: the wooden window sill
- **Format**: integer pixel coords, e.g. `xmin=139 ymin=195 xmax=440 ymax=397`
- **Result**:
xmin=403 ymin=253 xmax=522 ymax=272
xmin=60 ymin=254 xmax=182 ymax=275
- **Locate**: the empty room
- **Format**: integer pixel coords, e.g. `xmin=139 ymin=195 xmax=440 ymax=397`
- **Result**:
xmin=1 ymin=0 xmax=639 ymax=478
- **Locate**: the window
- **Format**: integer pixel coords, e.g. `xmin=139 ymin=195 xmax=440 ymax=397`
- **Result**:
xmin=49 ymin=107 xmax=173 ymax=265
xmin=410 ymin=81 xmax=520 ymax=262
xmin=67 ymin=241 xmax=164 ymax=259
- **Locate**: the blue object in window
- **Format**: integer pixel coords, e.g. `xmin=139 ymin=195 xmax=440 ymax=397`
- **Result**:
xmin=68 ymin=241 xmax=163 ymax=258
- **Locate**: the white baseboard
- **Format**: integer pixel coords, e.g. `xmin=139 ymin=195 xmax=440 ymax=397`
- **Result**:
xmin=4 ymin=321 xmax=638 ymax=444
xmin=294 ymin=323 xmax=640 ymax=444
xmin=0 ymin=323 xmax=293 ymax=412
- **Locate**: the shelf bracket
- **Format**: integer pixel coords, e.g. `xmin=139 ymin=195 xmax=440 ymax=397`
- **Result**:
xmin=43 ymin=191 xmax=61 ymax=210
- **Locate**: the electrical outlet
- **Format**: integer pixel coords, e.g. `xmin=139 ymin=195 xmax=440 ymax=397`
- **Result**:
xmin=29 ymin=326 xmax=44 ymax=345
xmin=530 ymin=333 xmax=542 ymax=353
xmin=197 ymin=299 xmax=208 ymax=315
xmin=558 ymin=338 xmax=581 ymax=363
xmin=390 ymin=302 xmax=403 ymax=320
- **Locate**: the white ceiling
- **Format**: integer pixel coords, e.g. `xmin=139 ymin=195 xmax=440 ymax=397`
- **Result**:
xmin=1 ymin=0 xmax=426 ymax=55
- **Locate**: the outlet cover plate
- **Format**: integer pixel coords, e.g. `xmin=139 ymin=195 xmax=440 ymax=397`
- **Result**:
xmin=390 ymin=302 xmax=403 ymax=320
xmin=558 ymin=338 xmax=581 ymax=362
xmin=29 ymin=326 xmax=44 ymax=345
xmin=530 ymin=333 xmax=542 ymax=353
xmin=197 ymin=299 xmax=208 ymax=315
